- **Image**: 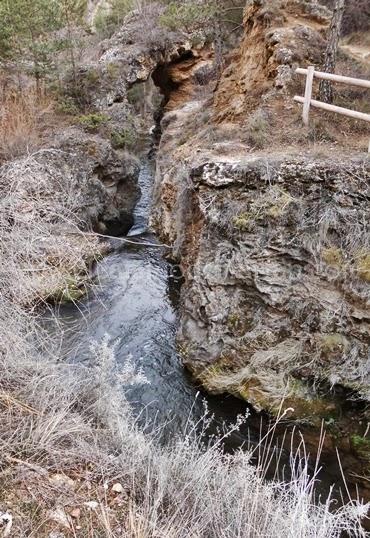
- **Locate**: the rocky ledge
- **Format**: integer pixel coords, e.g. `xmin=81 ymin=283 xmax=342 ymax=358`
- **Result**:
xmin=150 ymin=0 xmax=370 ymax=463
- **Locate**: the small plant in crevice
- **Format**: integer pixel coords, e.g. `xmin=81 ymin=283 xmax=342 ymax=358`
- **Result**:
xmin=351 ymin=434 xmax=370 ymax=463
xmin=55 ymin=95 xmax=81 ymax=116
xmin=245 ymin=109 xmax=270 ymax=149
xmin=322 ymin=246 xmax=344 ymax=268
xmin=127 ymin=83 xmax=145 ymax=107
xmin=194 ymin=64 xmax=217 ymax=86
xmin=111 ymin=126 xmax=137 ymax=149
xmin=356 ymin=252 xmax=370 ymax=283
xmin=233 ymin=212 xmax=253 ymax=232
xmin=77 ymin=112 xmax=110 ymax=132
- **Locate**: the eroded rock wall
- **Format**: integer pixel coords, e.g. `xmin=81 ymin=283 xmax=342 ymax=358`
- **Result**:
xmin=151 ymin=0 xmax=370 ymax=432
xmin=181 ymin=156 xmax=370 ymax=418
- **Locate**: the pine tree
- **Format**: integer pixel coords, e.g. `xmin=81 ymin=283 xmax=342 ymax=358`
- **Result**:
xmin=319 ymin=0 xmax=346 ymax=103
xmin=57 ymin=0 xmax=87 ymax=93
xmin=0 ymin=0 xmax=61 ymax=91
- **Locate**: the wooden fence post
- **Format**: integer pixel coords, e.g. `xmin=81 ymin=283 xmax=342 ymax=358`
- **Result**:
xmin=295 ymin=67 xmax=370 ymax=152
xmin=303 ymin=66 xmax=315 ymax=126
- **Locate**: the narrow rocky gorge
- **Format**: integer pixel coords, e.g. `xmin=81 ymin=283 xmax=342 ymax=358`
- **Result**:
xmin=6 ymin=0 xmax=370 ymax=487
xmin=147 ymin=0 xmax=370 ymax=490
xmin=61 ymin=0 xmax=370 ymax=494
xmin=1 ymin=0 xmax=370 ymax=533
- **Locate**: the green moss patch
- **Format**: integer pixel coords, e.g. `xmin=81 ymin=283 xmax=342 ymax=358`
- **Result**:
xmin=351 ymin=435 xmax=370 ymax=465
xmin=322 ymin=247 xmax=343 ymax=267
xmin=356 ymin=253 xmax=370 ymax=282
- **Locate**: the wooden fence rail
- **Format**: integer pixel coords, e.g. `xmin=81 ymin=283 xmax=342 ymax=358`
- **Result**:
xmin=294 ymin=66 xmax=370 ymax=152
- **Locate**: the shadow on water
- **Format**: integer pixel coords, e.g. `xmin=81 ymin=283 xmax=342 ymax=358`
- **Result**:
xmin=43 ymin=162 xmax=367 ymax=506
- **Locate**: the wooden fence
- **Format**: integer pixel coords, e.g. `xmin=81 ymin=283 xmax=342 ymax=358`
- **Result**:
xmin=294 ymin=66 xmax=370 ymax=152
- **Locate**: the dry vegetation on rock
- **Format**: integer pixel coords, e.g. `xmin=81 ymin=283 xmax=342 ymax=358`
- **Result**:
xmin=0 ymin=292 xmax=369 ymax=536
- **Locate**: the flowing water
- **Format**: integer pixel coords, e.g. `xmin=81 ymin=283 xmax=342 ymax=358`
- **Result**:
xmin=45 ymin=162 xmax=206 ymax=434
xmin=44 ymin=161 xmax=368 ymax=502
xmin=44 ymin=162 xmax=259 ymax=442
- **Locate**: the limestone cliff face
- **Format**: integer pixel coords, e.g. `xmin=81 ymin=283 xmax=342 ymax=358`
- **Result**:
xmin=180 ymin=156 xmax=370 ymax=416
xmin=151 ymin=0 xmax=370 ymax=433
xmin=55 ymin=128 xmax=140 ymax=235
xmin=213 ymin=0 xmax=329 ymax=121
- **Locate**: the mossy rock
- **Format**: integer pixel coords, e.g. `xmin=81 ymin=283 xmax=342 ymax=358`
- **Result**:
xmin=322 ymin=247 xmax=343 ymax=267
xmin=350 ymin=435 xmax=370 ymax=465
xmin=356 ymin=253 xmax=370 ymax=282
xmin=47 ymin=278 xmax=87 ymax=304
xmin=200 ymin=358 xmax=339 ymax=426
xmin=233 ymin=212 xmax=253 ymax=232
xmin=237 ymin=378 xmax=337 ymax=425
xmin=319 ymin=333 xmax=350 ymax=357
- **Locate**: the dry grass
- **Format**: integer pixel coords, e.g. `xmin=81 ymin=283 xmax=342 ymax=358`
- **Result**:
xmin=0 ymin=330 xmax=369 ymax=537
xmin=0 ymin=156 xmax=368 ymax=536
xmin=0 ymin=88 xmax=54 ymax=164
xmin=0 ymin=149 xmax=104 ymax=307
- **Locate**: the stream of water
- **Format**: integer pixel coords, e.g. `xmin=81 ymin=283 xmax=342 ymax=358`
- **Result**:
xmin=44 ymin=161 xmax=368 ymax=504
xmin=45 ymin=163 xmax=206 ymax=434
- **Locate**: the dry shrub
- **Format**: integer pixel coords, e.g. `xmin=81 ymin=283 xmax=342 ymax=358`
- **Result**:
xmin=321 ymin=0 xmax=370 ymax=35
xmin=0 ymin=150 xmax=102 ymax=306
xmin=0 ymin=328 xmax=369 ymax=536
xmin=245 ymin=109 xmax=270 ymax=149
xmin=0 ymin=88 xmax=53 ymax=163
xmin=0 ymin=152 xmax=368 ymax=535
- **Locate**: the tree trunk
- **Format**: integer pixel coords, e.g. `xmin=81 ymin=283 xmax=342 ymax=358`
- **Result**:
xmin=319 ymin=0 xmax=346 ymax=103
xmin=65 ymin=12 xmax=78 ymax=95
xmin=213 ymin=22 xmax=224 ymax=80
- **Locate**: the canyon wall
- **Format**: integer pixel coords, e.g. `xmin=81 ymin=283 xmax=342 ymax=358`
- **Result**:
xmin=151 ymin=0 xmax=370 ymax=481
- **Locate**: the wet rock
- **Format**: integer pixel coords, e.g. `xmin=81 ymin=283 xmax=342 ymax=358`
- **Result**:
xmin=55 ymin=127 xmax=140 ymax=234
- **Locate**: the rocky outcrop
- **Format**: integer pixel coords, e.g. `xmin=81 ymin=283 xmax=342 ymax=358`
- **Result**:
xmin=56 ymin=128 xmax=140 ymax=235
xmin=181 ymin=155 xmax=370 ymax=417
xmin=75 ymin=3 xmax=209 ymax=110
xmin=0 ymin=126 xmax=141 ymax=305
xmin=151 ymin=0 xmax=370 ymax=431
xmin=213 ymin=0 xmax=330 ymax=122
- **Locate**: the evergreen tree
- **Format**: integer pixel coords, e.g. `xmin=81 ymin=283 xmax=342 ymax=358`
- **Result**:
xmin=0 ymin=0 xmax=61 ymax=90
xmin=319 ymin=0 xmax=346 ymax=103
xmin=57 ymin=0 xmax=87 ymax=93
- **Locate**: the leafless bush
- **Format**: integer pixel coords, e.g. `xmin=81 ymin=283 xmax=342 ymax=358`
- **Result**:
xmin=245 ymin=109 xmax=270 ymax=149
xmin=0 ymin=325 xmax=368 ymax=536
xmin=194 ymin=64 xmax=217 ymax=86
xmin=321 ymin=0 xmax=370 ymax=35
xmin=0 ymin=150 xmax=102 ymax=306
